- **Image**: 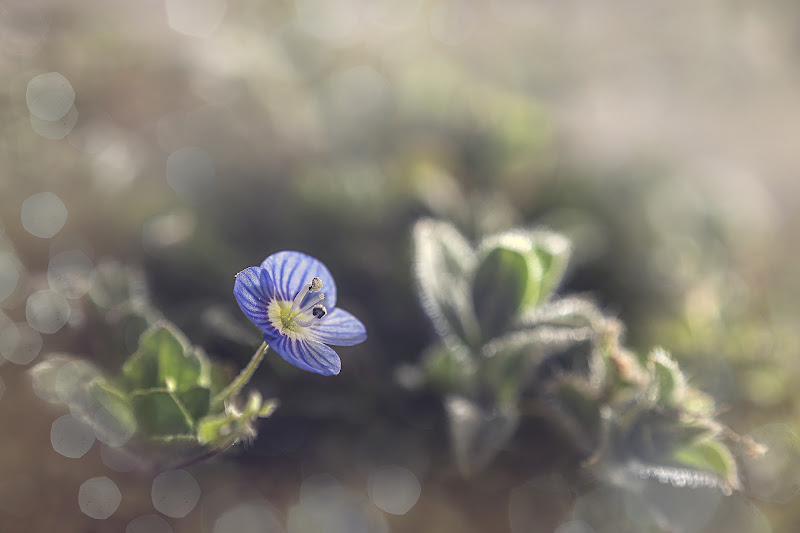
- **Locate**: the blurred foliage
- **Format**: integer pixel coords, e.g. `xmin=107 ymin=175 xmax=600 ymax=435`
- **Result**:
xmin=2 ymin=1 xmax=800 ymax=531
xmin=408 ymin=219 xmax=742 ymax=498
xmin=28 ymin=263 xmax=276 ymax=470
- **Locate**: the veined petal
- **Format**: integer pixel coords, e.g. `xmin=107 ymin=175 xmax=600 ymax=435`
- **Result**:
xmin=233 ymin=267 xmax=273 ymax=331
xmin=261 ymin=251 xmax=337 ymax=308
xmin=269 ymin=335 xmax=341 ymax=376
xmin=306 ymin=308 xmax=367 ymax=346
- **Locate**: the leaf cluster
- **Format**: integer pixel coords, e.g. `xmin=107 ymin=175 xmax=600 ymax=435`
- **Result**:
xmin=410 ymin=218 xmax=740 ymax=493
xmin=29 ymin=263 xmax=275 ymax=470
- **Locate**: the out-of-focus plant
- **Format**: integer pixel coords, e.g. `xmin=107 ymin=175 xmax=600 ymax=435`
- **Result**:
xmin=30 ymin=319 xmax=276 ymax=470
xmin=409 ymin=218 xmax=750 ymax=496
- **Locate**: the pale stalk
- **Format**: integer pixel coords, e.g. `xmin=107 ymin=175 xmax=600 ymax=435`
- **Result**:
xmin=210 ymin=342 xmax=269 ymax=411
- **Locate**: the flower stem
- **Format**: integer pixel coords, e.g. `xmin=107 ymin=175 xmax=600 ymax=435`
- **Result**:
xmin=210 ymin=342 xmax=269 ymax=411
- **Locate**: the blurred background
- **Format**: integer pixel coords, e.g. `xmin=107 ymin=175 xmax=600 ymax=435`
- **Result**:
xmin=1 ymin=0 xmax=800 ymax=531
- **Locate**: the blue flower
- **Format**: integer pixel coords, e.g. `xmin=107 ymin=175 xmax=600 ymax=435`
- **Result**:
xmin=233 ymin=251 xmax=367 ymax=376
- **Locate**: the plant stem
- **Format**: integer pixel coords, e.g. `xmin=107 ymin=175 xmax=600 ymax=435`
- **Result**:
xmin=210 ymin=342 xmax=269 ymax=411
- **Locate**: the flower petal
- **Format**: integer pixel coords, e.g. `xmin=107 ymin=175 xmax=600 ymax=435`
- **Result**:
xmin=269 ymin=335 xmax=341 ymax=376
xmin=261 ymin=251 xmax=337 ymax=308
xmin=306 ymin=308 xmax=367 ymax=346
xmin=233 ymin=266 xmax=274 ymax=332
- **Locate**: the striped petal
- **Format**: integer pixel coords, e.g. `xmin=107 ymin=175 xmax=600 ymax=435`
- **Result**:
xmin=233 ymin=266 xmax=274 ymax=332
xmin=261 ymin=251 xmax=337 ymax=308
xmin=269 ymin=335 xmax=341 ymax=376
xmin=306 ymin=308 xmax=367 ymax=346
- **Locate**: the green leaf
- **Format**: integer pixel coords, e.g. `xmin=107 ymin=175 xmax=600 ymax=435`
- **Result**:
xmin=471 ymin=246 xmax=531 ymax=341
xmin=681 ymin=388 xmax=716 ymax=417
xmin=649 ymin=348 xmax=686 ymax=406
xmin=177 ymin=386 xmax=211 ymax=421
xmin=122 ymin=322 xmax=203 ymax=392
xmin=672 ymin=438 xmax=739 ymax=489
xmin=89 ymin=379 xmax=138 ymax=446
xmin=621 ymin=460 xmax=735 ymax=494
xmin=131 ymin=388 xmax=193 ymax=436
xmin=413 ymin=218 xmax=481 ymax=348
xmin=530 ymin=231 xmax=571 ymax=304
xmin=148 ymin=324 xmax=201 ymax=391
xmin=515 ymin=297 xmax=603 ymax=330
xmin=121 ymin=340 xmax=158 ymax=391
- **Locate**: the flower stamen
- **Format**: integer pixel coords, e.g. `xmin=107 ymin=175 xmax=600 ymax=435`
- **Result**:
xmin=309 ymin=277 xmax=323 ymax=292
xmin=290 ymin=277 xmax=324 ymax=313
xmin=298 ymin=293 xmax=325 ymax=315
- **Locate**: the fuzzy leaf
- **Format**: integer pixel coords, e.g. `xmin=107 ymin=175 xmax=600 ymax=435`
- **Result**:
xmin=530 ymin=231 xmax=571 ymax=304
xmin=620 ymin=460 xmax=735 ymax=494
xmin=131 ymin=388 xmax=193 ymax=435
xmin=122 ymin=322 xmax=203 ymax=392
xmin=649 ymin=348 xmax=686 ymax=406
xmin=472 ymin=246 xmax=531 ymax=341
xmin=515 ymin=297 xmax=603 ymax=330
xmin=89 ymin=379 xmax=138 ymax=446
xmin=148 ymin=324 xmax=201 ymax=391
xmin=413 ymin=218 xmax=481 ymax=348
xmin=121 ymin=342 xmax=158 ymax=391
xmin=672 ymin=438 xmax=739 ymax=488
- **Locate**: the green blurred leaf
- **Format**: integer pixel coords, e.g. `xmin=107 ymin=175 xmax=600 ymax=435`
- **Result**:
xmin=121 ymin=342 xmax=158 ymax=391
xmin=620 ymin=460 xmax=735 ymax=494
xmin=122 ymin=322 xmax=202 ymax=392
xmin=531 ymin=231 xmax=571 ymax=304
xmin=413 ymin=218 xmax=481 ymax=349
xmin=177 ymin=386 xmax=211 ymax=421
xmin=131 ymin=388 xmax=193 ymax=436
xmin=89 ymin=379 xmax=137 ymax=446
xmin=515 ymin=297 xmax=603 ymax=330
xmin=649 ymin=348 xmax=686 ymax=406
xmin=681 ymin=388 xmax=716 ymax=418
xmin=472 ymin=246 xmax=530 ymax=341
xmin=472 ymin=230 xmax=571 ymax=338
xmin=148 ymin=324 xmax=201 ymax=391
xmin=672 ymin=438 xmax=739 ymax=488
